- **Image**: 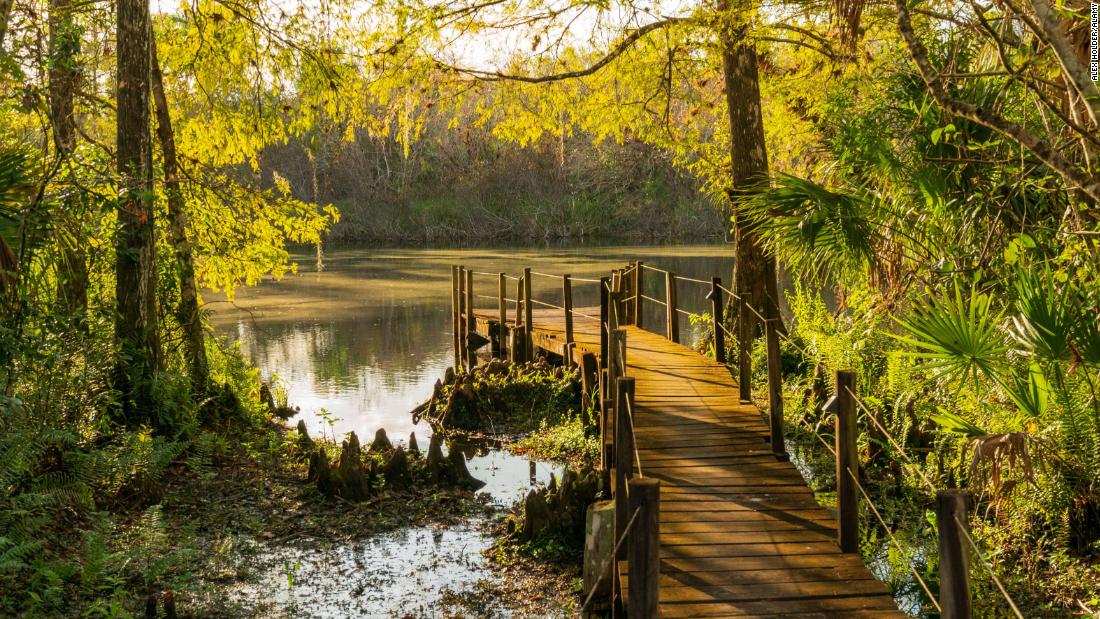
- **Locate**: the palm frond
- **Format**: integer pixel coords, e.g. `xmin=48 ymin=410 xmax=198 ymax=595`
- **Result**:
xmin=892 ymin=283 xmax=1008 ymax=386
xmin=736 ymin=174 xmax=877 ymax=282
xmin=1010 ymin=267 xmax=1075 ymax=363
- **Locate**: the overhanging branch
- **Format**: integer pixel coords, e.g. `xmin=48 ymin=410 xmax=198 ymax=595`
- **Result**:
xmin=436 ymin=17 xmax=688 ymax=83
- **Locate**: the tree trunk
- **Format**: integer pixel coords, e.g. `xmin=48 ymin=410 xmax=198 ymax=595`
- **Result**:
xmin=115 ymin=0 xmax=160 ymax=420
xmin=0 ymin=0 xmax=14 ymax=49
xmin=721 ymin=30 xmax=781 ymax=325
xmin=48 ymin=0 xmax=88 ymax=322
xmin=306 ymin=145 xmax=325 ymax=272
xmin=151 ymin=38 xmax=209 ymax=390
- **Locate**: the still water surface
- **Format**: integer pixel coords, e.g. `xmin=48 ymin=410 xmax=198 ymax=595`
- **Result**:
xmin=208 ymin=244 xmax=735 ymax=444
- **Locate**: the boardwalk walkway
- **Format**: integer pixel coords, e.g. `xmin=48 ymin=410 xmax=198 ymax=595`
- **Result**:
xmin=473 ymin=306 xmax=904 ymax=618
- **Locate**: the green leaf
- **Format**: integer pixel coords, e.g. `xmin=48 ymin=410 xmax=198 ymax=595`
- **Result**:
xmin=1015 ymin=233 xmax=1036 ymax=249
xmin=930 ymin=410 xmax=987 ymax=437
xmin=999 ymin=363 xmax=1048 ymax=418
xmin=891 ymin=283 xmax=1008 ymax=385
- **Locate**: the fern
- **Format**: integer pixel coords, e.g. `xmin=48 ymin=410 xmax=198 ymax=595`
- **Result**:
xmin=0 ymin=537 xmax=42 ymax=573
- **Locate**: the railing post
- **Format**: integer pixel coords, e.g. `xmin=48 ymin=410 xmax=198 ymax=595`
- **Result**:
xmin=600 ymin=367 xmax=612 ymax=475
xmin=451 ymin=265 xmax=461 ymax=368
xmin=465 ymin=269 xmax=475 ymax=370
xmin=738 ymin=292 xmax=753 ymax=403
xmin=599 ymin=276 xmax=610 ymax=370
xmin=665 ymin=271 xmax=679 ymax=343
xmin=836 ymin=370 xmax=859 ymax=553
xmin=614 ymin=374 xmax=636 ymax=564
xmin=580 ymin=352 xmax=599 ymax=435
xmin=628 ymin=477 xmax=660 ymax=619
xmin=938 ymin=489 xmax=972 ymax=619
xmin=634 ymin=261 xmax=644 ymax=328
xmin=523 ymin=267 xmax=533 ymax=360
xmin=607 ymin=296 xmax=622 ymax=411
xmin=765 ymin=318 xmax=789 ymax=461
xmin=563 ymin=274 xmax=574 ymax=346
xmin=514 ymin=274 xmax=522 ymax=332
xmin=497 ymin=272 xmax=507 ymax=358
xmin=458 ymin=266 xmax=468 ymax=370
xmin=710 ymin=277 xmax=726 ymax=364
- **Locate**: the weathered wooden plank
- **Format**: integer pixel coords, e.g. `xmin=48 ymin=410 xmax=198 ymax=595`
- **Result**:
xmin=657 ymin=597 xmax=902 ymax=619
xmin=653 ymin=580 xmax=893 ymax=603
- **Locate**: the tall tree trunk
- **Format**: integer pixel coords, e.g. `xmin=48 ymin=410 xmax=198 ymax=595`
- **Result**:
xmin=115 ymin=0 xmax=160 ymax=420
xmin=306 ymin=145 xmax=325 ymax=272
xmin=0 ymin=0 xmax=13 ymax=49
xmin=721 ymin=30 xmax=781 ymax=325
xmin=150 ymin=38 xmax=208 ymax=390
xmin=48 ymin=0 xmax=88 ymax=321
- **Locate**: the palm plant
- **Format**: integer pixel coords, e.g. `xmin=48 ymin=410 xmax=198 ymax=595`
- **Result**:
xmin=0 ymin=146 xmax=36 ymax=295
xmin=893 ymin=267 xmax=1100 ymax=546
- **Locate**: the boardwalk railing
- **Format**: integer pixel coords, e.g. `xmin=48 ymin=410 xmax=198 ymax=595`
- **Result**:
xmin=449 ymin=262 xmax=1024 ymax=619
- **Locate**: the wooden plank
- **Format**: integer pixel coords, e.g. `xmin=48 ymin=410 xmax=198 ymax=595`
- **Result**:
xmin=657 ymin=597 xmax=901 ymax=618
xmin=653 ymin=580 xmax=892 ymax=603
xmin=656 ymin=566 xmax=880 ymax=586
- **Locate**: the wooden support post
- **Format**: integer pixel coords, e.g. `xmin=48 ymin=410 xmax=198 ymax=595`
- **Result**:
xmin=614 ymin=375 xmax=636 ymax=564
xmin=634 ymin=261 xmax=644 ymax=328
xmin=607 ymin=297 xmax=622 ymax=411
xmin=836 ymin=370 xmax=859 ymax=553
xmin=488 ymin=320 xmax=501 ymax=357
xmin=523 ymin=267 xmax=533 ymax=360
xmin=666 ymin=271 xmax=679 ymax=343
xmin=738 ymin=292 xmax=753 ymax=403
xmin=937 ymin=490 xmax=972 ymax=619
xmin=600 ymin=367 xmax=612 ymax=475
xmin=580 ymin=352 xmax=599 ymax=434
xmin=458 ymin=266 xmax=468 ymax=370
xmin=509 ymin=325 xmax=527 ymax=364
xmin=514 ymin=274 xmax=523 ymax=331
xmin=498 ymin=272 xmax=507 ymax=358
xmin=451 ymin=265 xmax=461 ymax=368
xmin=563 ymin=274 xmax=574 ymax=345
xmin=599 ymin=276 xmax=610 ymax=370
xmin=627 ymin=477 xmax=660 ymax=619
xmin=465 ymin=269 xmax=475 ymax=370
xmin=765 ymin=319 xmax=789 ymax=461
xmin=710 ymin=277 xmax=726 ymax=364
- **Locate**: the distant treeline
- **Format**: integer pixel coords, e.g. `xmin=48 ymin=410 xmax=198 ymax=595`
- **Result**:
xmin=258 ymin=118 xmax=723 ymax=244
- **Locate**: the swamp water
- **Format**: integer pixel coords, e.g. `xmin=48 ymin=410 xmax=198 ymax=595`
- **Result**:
xmin=208 ymin=245 xmax=734 ymax=617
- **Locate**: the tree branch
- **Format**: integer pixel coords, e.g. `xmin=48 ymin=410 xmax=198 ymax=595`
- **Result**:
xmin=436 ymin=17 xmax=688 ymax=83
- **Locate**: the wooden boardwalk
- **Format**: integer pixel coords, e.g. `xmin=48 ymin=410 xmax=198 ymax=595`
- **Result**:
xmin=474 ymin=307 xmax=904 ymax=618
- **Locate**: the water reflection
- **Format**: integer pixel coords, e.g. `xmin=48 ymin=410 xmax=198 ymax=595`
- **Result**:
xmin=238 ymin=522 xmax=500 ymax=617
xmin=207 ymin=244 xmax=734 ymax=443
